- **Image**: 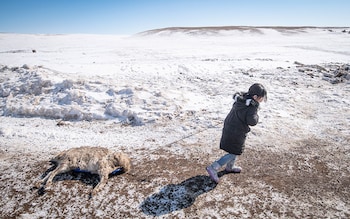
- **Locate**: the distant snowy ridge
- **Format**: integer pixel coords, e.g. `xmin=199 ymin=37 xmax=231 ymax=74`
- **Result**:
xmin=138 ymin=26 xmax=350 ymax=36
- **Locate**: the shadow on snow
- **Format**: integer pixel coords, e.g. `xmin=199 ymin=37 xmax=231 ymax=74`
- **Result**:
xmin=139 ymin=174 xmax=222 ymax=216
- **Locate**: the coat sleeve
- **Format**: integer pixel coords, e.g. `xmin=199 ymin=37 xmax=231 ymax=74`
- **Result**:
xmin=246 ymin=106 xmax=259 ymax=126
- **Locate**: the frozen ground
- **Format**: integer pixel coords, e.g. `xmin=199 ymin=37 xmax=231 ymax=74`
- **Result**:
xmin=0 ymin=27 xmax=349 ymax=218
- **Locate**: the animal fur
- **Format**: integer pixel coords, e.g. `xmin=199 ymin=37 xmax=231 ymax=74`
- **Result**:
xmin=35 ymin=146 xmax=131 ymax=196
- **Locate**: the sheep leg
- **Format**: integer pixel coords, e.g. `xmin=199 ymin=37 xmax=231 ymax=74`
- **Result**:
xmin=35 ymin=170 xmax=56 ymax=188
xmin=91 ymin=171 xmax=109 ymax=196
xmin=44 ymin=163 xmax=71 ymax=188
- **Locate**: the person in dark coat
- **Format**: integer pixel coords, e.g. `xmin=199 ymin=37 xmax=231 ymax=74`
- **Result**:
xmin=206 ymin=83 xmax=267 ymax=183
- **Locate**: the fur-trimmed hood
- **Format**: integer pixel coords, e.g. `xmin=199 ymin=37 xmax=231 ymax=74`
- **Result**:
xmin=233 ymin=92 xmax=259 ymax=109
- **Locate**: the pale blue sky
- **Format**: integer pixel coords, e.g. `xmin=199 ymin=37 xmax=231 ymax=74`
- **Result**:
xmin=0 ymin=0 xmax=349 ymax=34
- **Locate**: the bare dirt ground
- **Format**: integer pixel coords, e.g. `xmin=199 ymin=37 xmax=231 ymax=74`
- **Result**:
xmin=1 ymin=133 xmax=349 ymax=218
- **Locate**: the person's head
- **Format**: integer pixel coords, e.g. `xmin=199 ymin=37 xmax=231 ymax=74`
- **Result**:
xmin=248 ymin=83 xmax=267 ymax=103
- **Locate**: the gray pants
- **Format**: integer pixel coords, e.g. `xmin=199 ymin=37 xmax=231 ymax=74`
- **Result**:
xmin=211 ymin=153 xmax=237 ymax=170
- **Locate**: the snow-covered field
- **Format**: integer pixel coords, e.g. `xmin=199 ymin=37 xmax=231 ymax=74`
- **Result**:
xmin=0 ymin=26 xmax=349 ymax=218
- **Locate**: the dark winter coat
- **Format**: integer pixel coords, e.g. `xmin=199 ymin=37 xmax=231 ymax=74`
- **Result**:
xmin=220 ymin=92 xmax=259 ymax=155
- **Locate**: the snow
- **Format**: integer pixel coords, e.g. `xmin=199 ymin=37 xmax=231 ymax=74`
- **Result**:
xmin=0 ymin=27 xmax=349 ymax=218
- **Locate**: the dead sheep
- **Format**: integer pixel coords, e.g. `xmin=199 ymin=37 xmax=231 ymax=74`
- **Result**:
xmin=35 ymin=146 xmax=131 ymax=196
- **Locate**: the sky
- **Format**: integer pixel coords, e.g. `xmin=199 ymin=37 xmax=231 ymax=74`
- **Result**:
xmin=0 ymin=0 xmax=349 ymax=35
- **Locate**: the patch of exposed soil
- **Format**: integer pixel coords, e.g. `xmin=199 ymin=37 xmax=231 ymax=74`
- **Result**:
xmin=0 ymin=138 xmax=349 ymax=218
